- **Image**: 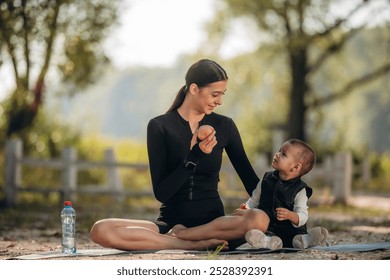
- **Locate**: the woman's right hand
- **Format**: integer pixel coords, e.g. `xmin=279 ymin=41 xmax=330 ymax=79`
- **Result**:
xmin=190 ymin=129 xmax=217 ymax=154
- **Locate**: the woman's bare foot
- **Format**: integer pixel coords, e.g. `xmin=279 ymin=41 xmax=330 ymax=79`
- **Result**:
xmin=167 ymin=225 xmax=227 ymax=250
xmin=167 ymin=224 xmax=187 ymax=237
xmin=187 ymin=239 xmax=228 ymax=250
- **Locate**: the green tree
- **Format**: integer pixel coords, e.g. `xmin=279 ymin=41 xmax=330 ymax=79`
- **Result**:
xmin=208 ymin=0 xmax=390 ymax=141
xmin=0 ymin=0 xmax=119 ymax=141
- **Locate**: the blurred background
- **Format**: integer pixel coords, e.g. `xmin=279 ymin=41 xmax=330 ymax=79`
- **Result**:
xmin=0 ymin=0 xmax=389 ymax=224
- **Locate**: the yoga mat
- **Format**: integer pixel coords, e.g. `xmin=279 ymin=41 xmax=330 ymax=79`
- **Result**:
xmin=310 ymin=242 xmax=390 ymax=252
xmin=9 ymin=242 xmax=390 ymax=260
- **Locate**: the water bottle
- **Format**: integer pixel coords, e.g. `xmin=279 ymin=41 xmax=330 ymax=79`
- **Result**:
xmin=61 ymin=200 xmax=77 ymax=253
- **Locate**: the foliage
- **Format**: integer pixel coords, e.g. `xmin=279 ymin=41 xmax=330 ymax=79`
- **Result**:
xmin=0 ymin=0 xmax=120 ymax=141
xmin=0 ymin=106 xmax=83 ymax=197
xmin=218 ymin=50 xmax=291 ymax=155
xmin=11 ymin=134 xmax=150 ymax=194
xmin=203 ymin=26 xmax=389 ymax=158
xmin=204 ymin=0 xmax=390 ymax=141
xmin=359 ymin=153 xmax=390 ymax=193
xmin=308 ymin=27 xmax=390 ymax=154
xmin=74 ymin=135 xmax=151 ymax=191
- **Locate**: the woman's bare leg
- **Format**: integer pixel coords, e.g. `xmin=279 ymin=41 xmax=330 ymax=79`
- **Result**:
xmin=90 ymin=218 xmax=226 ymax=250
xmin=170 ymin=209 xmax=270 ymax=241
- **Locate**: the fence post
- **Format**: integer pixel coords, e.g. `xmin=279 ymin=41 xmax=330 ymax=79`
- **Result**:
xmin=332 ymin=153 xmax=352 ymax=204
xmin=361 ymin=158 xmax=371 ymax=187
xmin=61 ymin=147 xmax=77 ymax=202
xmin=104 ymin=148 xmax=123 ymax=201
xmin=323 ymin=156 xmax=333 ymax=187
xmin=4 ymin=139 xmax=23 ymax=206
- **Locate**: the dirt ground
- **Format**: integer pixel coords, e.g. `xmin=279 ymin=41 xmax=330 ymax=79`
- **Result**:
xmin=1 ymin=195 xmax=389 ymax=260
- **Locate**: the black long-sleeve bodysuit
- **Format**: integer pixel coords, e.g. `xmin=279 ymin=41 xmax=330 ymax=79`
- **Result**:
xmin=147 ymin=110 xmax=259 ymax=232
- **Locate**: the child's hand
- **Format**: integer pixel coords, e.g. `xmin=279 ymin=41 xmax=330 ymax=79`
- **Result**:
xmin=275 ymin=207 xmax=291 ymax=221
xmin=232 ymin=208 xmax=247 ymax=216
xmin=239 ymin=203 xmax=248 ymax=210
xmin=232 ymin=203 xmax=248 ymax=216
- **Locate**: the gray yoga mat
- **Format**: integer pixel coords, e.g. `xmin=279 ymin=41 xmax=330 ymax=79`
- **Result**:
xmin=9 ymin=242 xmax=390 ymax=260
xmin=310 ymin=242 xmax=390 ymax=252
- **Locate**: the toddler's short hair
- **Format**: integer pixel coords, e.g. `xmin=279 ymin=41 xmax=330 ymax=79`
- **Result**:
xmin=286 ymin=139 xmax=316 ymax=176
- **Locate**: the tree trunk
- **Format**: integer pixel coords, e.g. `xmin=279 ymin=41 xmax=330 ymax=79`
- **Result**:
xmin=6 ymin=79 xmax=44 ymax=137
xmin=287 ymin=47 xmax=308 ymax=141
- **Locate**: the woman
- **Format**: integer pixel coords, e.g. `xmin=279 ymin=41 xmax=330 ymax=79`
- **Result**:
xmin=90 ymin=59 xmax=260 ymax=250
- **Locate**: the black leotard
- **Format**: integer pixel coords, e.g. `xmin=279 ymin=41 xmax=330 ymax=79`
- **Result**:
xmin=147 ymin=110 xmax=259 ymax=231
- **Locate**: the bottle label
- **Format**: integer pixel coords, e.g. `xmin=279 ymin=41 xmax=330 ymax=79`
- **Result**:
xmin=63 ymin=237 xmax=75 ymax=247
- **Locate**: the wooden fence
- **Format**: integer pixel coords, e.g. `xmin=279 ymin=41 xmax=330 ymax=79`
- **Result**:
xmin=3 ymin=139 xmax=366 ymax=207
xmin=4 ymin=139 xmax=150 ymax=206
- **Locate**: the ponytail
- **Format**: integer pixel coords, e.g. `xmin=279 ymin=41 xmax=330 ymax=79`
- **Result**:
xmin=167 ymin=85 xmax=187 ymax=113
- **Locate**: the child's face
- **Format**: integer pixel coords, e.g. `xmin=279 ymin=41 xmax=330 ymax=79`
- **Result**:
xmin=271 ymin=142 xmax=301 ymax=176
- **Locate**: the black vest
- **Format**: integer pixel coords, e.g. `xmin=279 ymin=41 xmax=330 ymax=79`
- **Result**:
xmin=258 ymin=170 xmax=312 ymax=227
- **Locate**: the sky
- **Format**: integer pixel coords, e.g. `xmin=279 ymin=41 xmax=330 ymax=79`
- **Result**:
xmin=103 ymin=0 xmax=217 ymax=69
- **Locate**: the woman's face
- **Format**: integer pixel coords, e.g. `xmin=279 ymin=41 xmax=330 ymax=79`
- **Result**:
xmin=194 ymin=80 xmax=227 ymax=114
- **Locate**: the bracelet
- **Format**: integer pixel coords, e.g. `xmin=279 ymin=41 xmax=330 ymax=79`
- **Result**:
xmin=183 ymin=159 xmax=197 ymax=169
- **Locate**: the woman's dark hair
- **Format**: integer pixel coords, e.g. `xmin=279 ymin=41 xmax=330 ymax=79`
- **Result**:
xmin=167 ymin=59 xmax=228 ymax=112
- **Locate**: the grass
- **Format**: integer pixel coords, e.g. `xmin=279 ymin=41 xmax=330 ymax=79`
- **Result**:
xmin=207 ymin=243 xmax=226 ymax=260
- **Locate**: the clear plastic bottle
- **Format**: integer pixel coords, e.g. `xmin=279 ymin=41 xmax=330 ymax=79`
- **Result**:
xmin=61 ymin=200 xmax=77 ymax=253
